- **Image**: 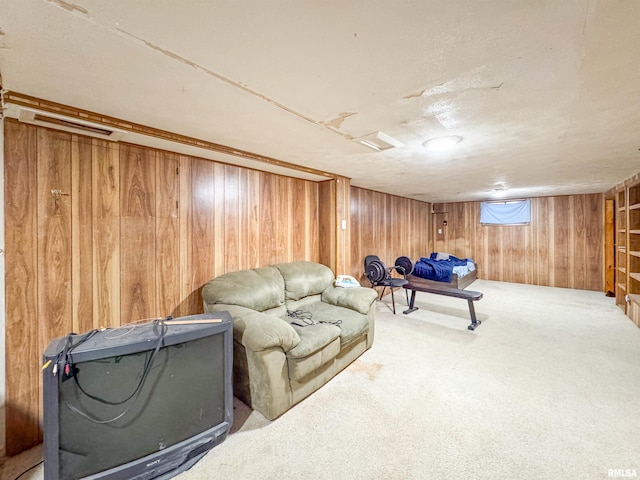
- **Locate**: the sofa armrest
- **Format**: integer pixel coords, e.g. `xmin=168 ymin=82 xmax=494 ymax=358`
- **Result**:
xmin=205 ymin=303 xmax=300 ymax=352
xmin=321 ymin=286 xmax=378 ymax=315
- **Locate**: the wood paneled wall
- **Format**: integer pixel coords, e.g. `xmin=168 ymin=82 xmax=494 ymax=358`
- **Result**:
xmin=350 ymin=187 xmax=431 ymax=282
xmin=318 ymin=176 xmax=352 ymax=275
xmin=432 ymin=194 xmax=604 ymax=291
xmin=3 ymin=117 xmax=607 ymax=456
xmin=3 ymin=120 xmax=321 ymax=455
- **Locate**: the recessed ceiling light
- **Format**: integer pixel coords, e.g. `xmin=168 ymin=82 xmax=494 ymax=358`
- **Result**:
xmin=422 ymin=135 xmax=463 ymax=152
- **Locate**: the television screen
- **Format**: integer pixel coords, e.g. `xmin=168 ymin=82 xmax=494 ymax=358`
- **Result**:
xmin=42 ymin=313 xmax=233 ymax=480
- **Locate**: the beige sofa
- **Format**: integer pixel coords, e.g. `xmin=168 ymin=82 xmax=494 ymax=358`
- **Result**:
xmin=202 ymin=261 xmax=377 ymax=420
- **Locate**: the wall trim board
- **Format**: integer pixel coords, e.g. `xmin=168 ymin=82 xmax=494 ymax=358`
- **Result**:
xmin=0 ymin=115 xmax=6 ymax=457
xmin=3 ymin=91 xmax=337 ymax=181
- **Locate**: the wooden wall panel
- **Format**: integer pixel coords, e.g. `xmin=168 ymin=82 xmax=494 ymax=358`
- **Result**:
xmin=189 ymin=158 xmax=215 ymax=311
xmin=178 ymin=155 xmax=194 ymax=317
xmin=537 ymin=196 xmax=552 ymax=286
xmin=71 ymin=138 xmax=93 ymax=334
xmin=92 ymin=140 xmax=120 ymax=328
xmin=523 ymin=201 xmax=536 ymax=286
xmin=37 ymin=128 xmax=73 ymax=346
xmin=156 ymin=151 xmax=180 ymax=318
xmin=259 ymin=173 xmax=278 ymax=267
xmin=120 ymin=145 xmax=155 ymax=217
xmin=432 ymin=194 xmax=604 ymax=290
xmin=275 ymin=176 xmax=291 ymax=261
xmin=316 ymin=176 xmax=351 ymax=274
xmin=35 ymin=129 xmax=73 ymax=440
xmin=120 ymin=145 xmax=157 ymax=322
xmin=4 ymin=121 xmax=39 ymax=455
xmin=291 ymin=179 xmax=307 ymax=261
xmin=3 ymin=120 xmax=322 ymax=455
xmin=239 ymin=169 xmax=260 ymax=270
xmin=350 ymin=187 xmax=431 ymax=282
xmin=572 ymin=196 xmax=586 ymax=290
xmin=224 ymin=165 xmax=240 ymax=273
xmin=554 ymin=196 xmax=570 ymax=288
xmin=586 ymin=194 xmax=604 ymax=291
xmin=318 ymin=180 xmax=335 ymax=270
xmin=120 ymin=217 xmax=157 ymax=322
xmin=306 ymin=182 xmax=319 ymax=261
xmin=213 ymin=163 xmax=225 ymax=278
xmin=335 ymin=176 xmax=351 ymax=275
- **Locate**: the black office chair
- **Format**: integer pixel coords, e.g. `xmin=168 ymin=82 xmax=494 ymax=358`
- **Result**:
xmin=364 ymin=255 xmax=409 ymax=314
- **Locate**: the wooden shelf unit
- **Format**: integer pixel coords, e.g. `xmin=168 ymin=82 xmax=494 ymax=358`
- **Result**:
xmin=616 ymin=182 xmax=640 ymax=324
xmin=616 ymin=189 xmax=627 ymax=311
xmin=627 ymin=184 xmax=640 ymax=313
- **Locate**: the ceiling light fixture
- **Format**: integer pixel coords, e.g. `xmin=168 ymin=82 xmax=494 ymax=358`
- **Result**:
xmin=359 ymin=139 xmax=382 ymax=151
xmin=356 ymin=131 xmax=403 ymax=152
xmin=422 ymin=135 xmax=463 ymax=152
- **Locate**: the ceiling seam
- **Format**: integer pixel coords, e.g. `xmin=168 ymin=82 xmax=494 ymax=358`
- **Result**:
xmin=114 ymin=28 xmax=355 ymax=141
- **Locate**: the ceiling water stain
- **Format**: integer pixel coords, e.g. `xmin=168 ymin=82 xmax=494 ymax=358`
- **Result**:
xmin=320 ymin=112 xmax=357 ymax=129
xmin=45 ymin=0 xmax=89 ymax=17
xmin=403 ymin=88 xmax=426 ymax=99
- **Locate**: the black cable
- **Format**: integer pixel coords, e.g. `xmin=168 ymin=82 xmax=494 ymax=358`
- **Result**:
xmin=71 ymin=349 xmax=154 ymax=405
xmin=287 ymin=309 xmax=314 ymax=326
xmin=13 ymin=460 xmax=43 ymax=480
xmin=61 ymin=321 xmax=168 ymax=424
xmin=320 ymin=320 xmax=342 ymax=326
xmin=286 ymin=310 xmax=342 ymax=327
xmin=56 ymin=329 xmax=99 ymax=379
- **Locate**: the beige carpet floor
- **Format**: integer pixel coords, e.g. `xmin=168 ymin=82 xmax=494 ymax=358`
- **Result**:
xmin=4 ymin=280 xmax=640 ymax=480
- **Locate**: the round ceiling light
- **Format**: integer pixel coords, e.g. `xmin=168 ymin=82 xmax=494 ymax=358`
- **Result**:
xmin=422 ymin=135 xmax=463 ymax=152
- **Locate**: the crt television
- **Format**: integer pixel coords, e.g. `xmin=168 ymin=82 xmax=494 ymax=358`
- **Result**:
xmin=42 ymin=312 xmax=233 ymax=480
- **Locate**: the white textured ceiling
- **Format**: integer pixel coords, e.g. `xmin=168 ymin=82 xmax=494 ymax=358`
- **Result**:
xmin=1 ymin=0 xmax=640 ymax=202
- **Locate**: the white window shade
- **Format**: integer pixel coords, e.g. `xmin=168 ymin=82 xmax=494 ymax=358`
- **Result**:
xmin=480 ymin=199 xmax=531 ymax=225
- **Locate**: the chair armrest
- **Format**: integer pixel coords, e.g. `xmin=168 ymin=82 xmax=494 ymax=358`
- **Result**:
xmin=389 ymin=265 xmax=408 ymax=279
xmin=204 ymin=304 xmax=300 ymax=352
xmin=321 ymin=286 xmax=378 ymax=315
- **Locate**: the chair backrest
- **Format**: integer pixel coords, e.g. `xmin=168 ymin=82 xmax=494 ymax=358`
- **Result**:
xmin=364 ymin=255 xmax=381 ymax=270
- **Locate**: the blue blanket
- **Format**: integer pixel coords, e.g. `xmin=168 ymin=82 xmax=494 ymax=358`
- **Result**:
xmin=413 ymin=254 xmax=472 ymax=282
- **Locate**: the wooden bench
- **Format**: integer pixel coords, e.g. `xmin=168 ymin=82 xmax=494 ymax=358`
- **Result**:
xmin=402 ymin=282 xmax=484 ymax=330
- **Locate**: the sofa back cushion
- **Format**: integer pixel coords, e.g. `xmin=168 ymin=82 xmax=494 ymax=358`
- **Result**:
xmin=274 ymin=261 xmax=334 ymax=301
xmin=202 ymin=266 xmax=285 ymax=312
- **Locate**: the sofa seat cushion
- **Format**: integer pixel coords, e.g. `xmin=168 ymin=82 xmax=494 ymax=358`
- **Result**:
xmin=303 ymin=302 xmax=369 ymax=347
xmin=287 ymin=322 xmax=341 ymax=358
xmin=287 ymin=336 xmax=341 ymax=381
xmin=286 ymin=323 xmax=341 ymax=381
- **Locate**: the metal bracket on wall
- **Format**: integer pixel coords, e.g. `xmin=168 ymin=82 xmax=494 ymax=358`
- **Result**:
xmin=51 ymin=189 xmax=69 ymax=197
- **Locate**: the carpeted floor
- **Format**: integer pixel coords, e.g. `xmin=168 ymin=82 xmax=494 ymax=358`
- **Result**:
xmin=4 ymin=280 xmax=640 ymax=480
